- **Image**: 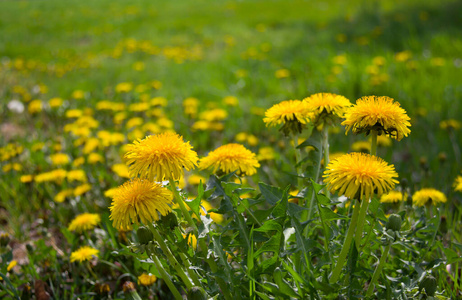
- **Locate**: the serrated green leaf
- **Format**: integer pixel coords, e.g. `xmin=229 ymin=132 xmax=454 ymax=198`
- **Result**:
xmin=320 ymin=206 xmax=346 ymax=221
xmin=259 ymin=182 xmax=284 ymax=205
xmin=254 ymin=219 xmax=283 ymax=233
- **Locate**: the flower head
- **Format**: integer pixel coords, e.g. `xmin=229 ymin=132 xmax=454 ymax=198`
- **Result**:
xmin=70 ymin=246 xmax=99 ymax=262
xmin=109 ymin=179 xmax=173 ymax=230
xmin=380 ymin=190 xmax=407 ymax=203
xmin=263 ymin=100 xmax=312 ymax=135
xmin=199 ymin=143 xmax=260 ymax=176
xmin=412 ymin=188 xmax=447 ymax=206
xmin=454 ymin=175 xmax=462 ymax=192
xmin=138 ymin=273 xmax=157 ymax=286
xmin=323 ymin=152 xmax=398 ymax=200
xmin=68 ymin=213 xmax=101 ymax=233
xmin=342 ymin=96 xmax=411 ymax=141
xmin=124 ymin=132 xmax=198 ymax=181
xmin=303 ymin=93 xmax=351 ymax=126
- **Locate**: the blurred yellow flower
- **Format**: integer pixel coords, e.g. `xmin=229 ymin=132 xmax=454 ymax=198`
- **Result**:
xmin=28 ymin=100 xmax=42 ymax=114
xmin=454 ymin=176 xmax=462 ymax=192
xmin=151 ymin=97 xmax=168 ymax=107
xmin=72 ymin=90 xmax=85 ymax=99
xmin=412 ymin=188 xmax=447 ymax=206
xmin=275 ymin=69 xmax=290 ymax=78
xmin=351 ymin=141 xmax=371 ymax=152
xmin=70 ymin=246 xmax=99 ymax=262
xmin=112 ymin=164 xmax=130 ymax=178
xmin=68 ymin=213 xmax=101 ymax=233
xmin=20 ymin=174 xmax=34 ymax=183
xmin=257 ymin=147 xmax=276 ymax=161
xmin=115 ymin=82 xmax=133 ymax=93
xmin=138 ymin=273 xmax=157 ymax=286
xmin=67 ymin=169 xmax=87 ymax=182
xmin=199 ymin=143 xmax=260 ymax=176
xmin=48 ymin=97 xmax=63 ymax=108
xmin=74 ymin=184 xmax=91 ymax=197
xmin=440 ymin=119 xmax=461 ymax=131
xmin=188 ymin=174 xmax=207 ymax=185
xmin=109 ymin=179 xmax=173 ymax=230
xmin=380 ymin=190 xmax=407 ymax=203
xmin=223 ymin=96 xmax=239 ymax=106
xmin=50 ymin=153 xmax=70 ymax=165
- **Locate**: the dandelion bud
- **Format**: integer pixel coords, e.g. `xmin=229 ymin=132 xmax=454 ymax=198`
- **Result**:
xmin=136 ymin=226 xmax=153 ymax=245
xmin=187 ymin=286 xmax=208 ymax=300
xmin=438 ymin=152 xmax=447 ymax=163
xmin=123 ymin=281 xmax=142 ymax=300
xmin=386 ymin=214 xmax=402 ymax=232
xmin=419 ymin=275 xmax=437 ymax=296
xmin=0 ymin=233 xmax=10 ymax=247
xmin=439 ymin=216 xmax=448 ymax=234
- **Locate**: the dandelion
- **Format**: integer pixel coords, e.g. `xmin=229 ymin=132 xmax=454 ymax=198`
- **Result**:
xmin=68 ymin=213 xmax=101 ymax=233
xmin=74 ymin=184 xmax=91 ymax=197
xmin=199 ymin=143 xmax=260 ymax=176
xmin=323 ymin=152 xmax=398 ymax=200
xmin=275 ymin=69 xmax=290 ymax=78
xmin=342 ymin=96 xmax=411 ymax=141
xmin=112 ymin=164 xmax=130 ymax=178
xmin=440 ymin=119 xmax=461 ymax=131
xmin=454 ymin=176 xmax=462 ymax=192
xmin=263 ymin=100 xmax=311 ymax=136
xmin=109 ymin=179 xmax=173 ymax=230
xmin=303 ymin=93 xmax=351 ymax=126
xmin=138 ymin=273 xmax=157 ymax=286
xmin=412 ymin=188 xmax=447 ymax=206
xmin=124 ymin=132 xmax=198 ymax=181
xmin=54 ymin=189 xmax=74 ymax=203
xmin=380 ymin=190 xmax=407 ymax=203
xmin=70 ymin=246 xmax=99 ymax=262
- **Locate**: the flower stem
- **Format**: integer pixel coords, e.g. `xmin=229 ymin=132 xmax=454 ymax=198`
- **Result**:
xmin=322 ymin=125 xmax=330 ymax=198
xmin=329 ymin=198 xmax=361 ymax=284
xmin=366 ymin=243 xmax=391 ymax=297
xmin=148 ymin=249 xmax=183 ymax=300
xmin=147 ymin=223 xmax=193 ymax=289
xmin=354 ymin=197 xmax=370 ymax=248
xmin=178 ymin=252 xmax=202 ymax=287
xmin=370 ymin=130 xmax=378 ymax=156
xmin=168 ymin=177 xmax=198 ymax=236
xmin=293 ymin=133 xmax=303 ymax=191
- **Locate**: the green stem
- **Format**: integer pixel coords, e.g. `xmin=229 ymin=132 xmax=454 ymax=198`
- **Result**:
xmin=316 ymin=193 xmax=333 ymax=266
xmin=293 ymin=133 xmax=303 ymax=190
xmin=178 ymin=252 xmax=202 ymax=287
xmin=366 ymin=243 xmax=391 ymax=296
xmin=147 ymin=223 xmax=193 ymax=289
xmin=169 ymin=178 xmax=198 ymax=236
xmin=322 ymin=125 xmax=330 ymax=199
xmin=306 ymin=135 xmax=323 ymax=222
xmin=370 ymin=130 xmax=378 ymax=156
xmin=148 ymin=249 xmax=183 ymax=300
xmin=354 ymin=197 xmax=370 ymax=248
xmin=329 ymin=199 xmax=361 ymax=284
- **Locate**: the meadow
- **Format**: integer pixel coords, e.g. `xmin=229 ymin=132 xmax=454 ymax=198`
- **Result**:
xmin=1 ymin=0 xmax=461 ymax=299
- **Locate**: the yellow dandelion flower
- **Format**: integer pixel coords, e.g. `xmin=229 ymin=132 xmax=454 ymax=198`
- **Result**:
xmin=263 ymin=100 xmax=312 ymax=135
xmin=275 ymin=69 xmax=290 ymax=78
xmin=54 ymin=189 xmax=74 ymax=203
xmin=124 ymin=132 xmax=198 ymax=181
xmin=223 ymin=96 xmax=239 ymax=106
xmin=184 ymin=233 xmax=197 ymax=250
xmin=67 ymin=169 xmax=87 ymax=182
xmin=201 ymin=201 xmax=224 ymax=223
xmin=70 ymin=246 xmax=99 ymax=262
xmin=380 ymin=190 xmax=407 ymax=203
xmin=199 ymin=143 xmax=260 ymax=176
xmin=351 ymin=141 xmax=371 ymax=152
xmin=7 ymin=260 xmax=17 ymax=272
xmin=303 ymin=93 xmax=352 ymax=126
xmin=112 ymin=164 xmax=130 ymax=178
xmin=28 ymin=100 xmax=42 ymax=114
xmin=138 ymin=273 xmax=157 ymax=286
xmin=49 ymin=97 xmax=63 ymax=108
xmin=109 ymin=179 xmax=173 ymax=230
xmin=257 ymin=147 xmax=276 ymax=161
xmin=188 ymin=174 xmax=207 ymax=185
xmin=342 ymin=96 xmax=411 ymax=141
xmin=88 ymin=153 xmax=104 ymax=164
xmin=440 ymin=119 xmax=461 ymax=131
xmin=50 ymin=153 xmax=70 ymax=165
xmin=68 ymin=213 xmax=101 ymax=233
xmin=20 ymin=174 xmax=34 ymax=183
xmin=74 ymin=184 xmax=91 ymax=196
xmin=151 ymin=97 xmax=168 ymax=107
xmin=412 ymin=188 xmax=447 ymax=206
xmin=323 ymin=152 xmax=398 ymax=200
xmin=454 ymin=176 xmax=462 ymax=192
